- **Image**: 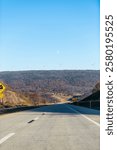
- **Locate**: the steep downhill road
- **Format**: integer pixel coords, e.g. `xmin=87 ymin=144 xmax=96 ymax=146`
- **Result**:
xmin=0 ymin=103 xmax=100 ymax=150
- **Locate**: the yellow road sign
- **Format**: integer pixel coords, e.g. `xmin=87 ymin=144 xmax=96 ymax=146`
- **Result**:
xmin=0 ymin=83 xmax=6 ymax=93
xmin=0 ymin=83 xmax=6 ymax=99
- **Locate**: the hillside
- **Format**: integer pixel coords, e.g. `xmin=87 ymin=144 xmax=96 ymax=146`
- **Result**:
xmin=73 ymin=82 xmax=100 ymax=110
xmin=0 ymin=84 xmax=33 ymax=108
xmin=0 ymin=83 xmax=62 ymax=108
xmin=0 ymin=70 xmax=99 ymax=94
xmin=0 ymin=70 xmax=100 ymax=107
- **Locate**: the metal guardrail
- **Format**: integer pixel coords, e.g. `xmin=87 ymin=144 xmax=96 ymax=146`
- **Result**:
xmin=75 ymin=100 xmax=100 ymax=109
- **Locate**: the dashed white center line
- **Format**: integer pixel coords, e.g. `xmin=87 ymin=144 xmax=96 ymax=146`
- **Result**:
xmin=0 ymin=133 xmax=15 ymax=145
xmin=66 ymin=105 xmax=100 ymax=127
xmin=34 ymin=117 xmax=39 ymax=121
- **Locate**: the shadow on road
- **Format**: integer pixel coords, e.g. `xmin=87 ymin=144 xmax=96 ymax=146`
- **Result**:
xmin=0 ymin=103 xmax=100 ymax=116
xmin=24 ymin=103 xmax=100 ymax=116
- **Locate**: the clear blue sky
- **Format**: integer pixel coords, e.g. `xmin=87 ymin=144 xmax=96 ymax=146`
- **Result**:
xmin=0 ymin=0 xmax=100 ymax=71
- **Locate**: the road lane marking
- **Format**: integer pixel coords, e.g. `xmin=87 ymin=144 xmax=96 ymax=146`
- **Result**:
xmin=28 ymin=119 xmax=34 ymax=123
xmin=42 ymin=113 xmax=45 ymax=115
xmin=28 ymin=117 xmax=39 ymax=123
xmin=0 ymin=133 xmax=15 ymax=145
xmin=34 ymin=117 xmax=39 ymax=120
xmin=66 ymin=105 xmax=100 ymax=127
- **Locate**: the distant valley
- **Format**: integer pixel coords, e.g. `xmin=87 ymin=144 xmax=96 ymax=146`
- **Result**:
xmin=0 ymin=70 xmax=100 ymax=107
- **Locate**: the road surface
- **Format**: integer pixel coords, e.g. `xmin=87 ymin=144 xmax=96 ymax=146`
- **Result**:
xmin=0 ymin=103 xmax=100 ymax=150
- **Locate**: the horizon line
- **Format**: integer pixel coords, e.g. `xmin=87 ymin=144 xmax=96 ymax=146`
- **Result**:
xmin=0 ymin=69 xmax=100 ymax=73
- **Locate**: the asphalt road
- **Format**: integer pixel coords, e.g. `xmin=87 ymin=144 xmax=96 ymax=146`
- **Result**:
xmin=0 ymin=103 xmax=100 ymax=150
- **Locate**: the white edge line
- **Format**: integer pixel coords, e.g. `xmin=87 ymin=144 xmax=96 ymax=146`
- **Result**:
xmin=66 ymin=105 xmax=100 ymax=127
xmin=0 ymin=133 xmax=15 ymax=145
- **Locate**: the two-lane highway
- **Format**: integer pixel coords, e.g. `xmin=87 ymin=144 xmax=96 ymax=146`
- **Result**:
xmin=0 ymin=103 xmax=100 ymax=150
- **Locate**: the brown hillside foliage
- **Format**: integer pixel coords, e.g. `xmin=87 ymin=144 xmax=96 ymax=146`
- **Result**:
xmin=0 ymin=70 xmax=100 ymax=107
